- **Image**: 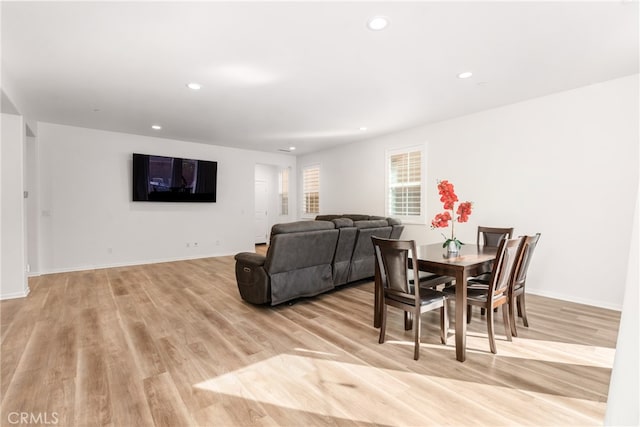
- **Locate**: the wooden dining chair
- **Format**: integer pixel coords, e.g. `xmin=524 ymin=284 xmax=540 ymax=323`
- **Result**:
xmin=444 ymin=236 xmax=524 ymax=354
xmin=509 ymin=233 xmax=541 ymax=336
xmin=372 ymin=236 xmax=448 ymax=360
xmin=470 ymin=226 xmax=515 ymax=316
xmin=469 ymin=226 xmax=514 ymax=285
xmin=477 ymin=226 xmax=514 ymax=248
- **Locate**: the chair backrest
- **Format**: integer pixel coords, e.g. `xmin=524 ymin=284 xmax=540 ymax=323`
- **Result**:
xmin=372 ymin=237 xmax=419 ymax=304
xmin=513 ymin=233 xmax=541 ymax=291
xmin=477 ymin=226 xmax=514 ymax=248
xmin=486 ymin=237 xmax=525 ymax=300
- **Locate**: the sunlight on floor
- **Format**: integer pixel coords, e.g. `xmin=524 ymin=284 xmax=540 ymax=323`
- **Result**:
xmin=386 ymin=331 xmax=615 ymax=368
xmin=194 ymin=346 xmax=611 ymax=425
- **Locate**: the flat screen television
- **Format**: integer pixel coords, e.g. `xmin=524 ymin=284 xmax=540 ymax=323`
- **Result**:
xmin=132 ymin=153 xmax=217 ymax=202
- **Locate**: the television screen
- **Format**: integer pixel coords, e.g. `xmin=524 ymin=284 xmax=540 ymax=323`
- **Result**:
xmin=132 ymin=153 xmax=217 ymax=202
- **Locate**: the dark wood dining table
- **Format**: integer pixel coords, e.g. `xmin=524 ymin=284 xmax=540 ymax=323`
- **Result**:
xmin=373 ymin=242 xmax=497 ymax=362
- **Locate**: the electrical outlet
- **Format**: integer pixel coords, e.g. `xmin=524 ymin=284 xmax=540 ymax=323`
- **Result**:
xmin=186 ymin=243 xmax=190 ymax=248
xmin=216 ymin=240 xmax=220 ymax=246
xmin=194 ymin=242 xmax=198 ymax=247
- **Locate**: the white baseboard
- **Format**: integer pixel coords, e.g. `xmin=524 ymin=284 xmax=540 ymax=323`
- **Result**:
xmin=33 ymin=252 xmax=236 ymax=276
xmin=0 ymin=285 xmax=31 ymax=301
xmin=528 ymin=289 xmax=622 ymax=312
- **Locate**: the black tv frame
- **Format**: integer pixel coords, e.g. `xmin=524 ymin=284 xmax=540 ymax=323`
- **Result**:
xmin=132 ymin=153 xmax=217 ymax=202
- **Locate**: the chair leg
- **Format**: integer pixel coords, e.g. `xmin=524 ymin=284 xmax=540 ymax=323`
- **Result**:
xmin=518 ymin=294 xmax=529 ymax=327
xmin=467 ymin=305 xmax=472 ymax=324
xmin=404 ymin=311 xmax=413 ymax=331
xmin=414 ymin=309 xmax=421 ymax=360
xmin=440 ymin=300 xmax=448 ymax=345
xmin=379 ymin=305 xmax=387 ymax=344
xmin=480 ymin=307 xmax=497 ymax=316
xmin=509 ymin=295 xmax=518 ymax=337
xmin=486 ymin=305 xmax=497 ymax=354
xmin=502 ymin=303 xmax=512 ymax=342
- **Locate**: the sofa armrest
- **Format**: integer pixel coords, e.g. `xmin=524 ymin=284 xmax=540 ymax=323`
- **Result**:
xmin=234 ymin=252 xmax=270 ymax=304
xmin=234 ymin=252 xmax=266 ymax=267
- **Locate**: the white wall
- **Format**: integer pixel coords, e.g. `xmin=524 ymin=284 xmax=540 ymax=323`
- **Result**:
xmin=298 ymin=75 xmax=639 ymax=310
xmin=605 ymin=189 xmax=639 ymax=425
xmin=1 ymin=113 xmax=28 ymax=299
xmin=25 ymin=135 xmax=39 ymax=274
xmin=255 ymin=163 xmax=294 ymax=244
xmin=36 ymin=123 xmax=296 ymax=274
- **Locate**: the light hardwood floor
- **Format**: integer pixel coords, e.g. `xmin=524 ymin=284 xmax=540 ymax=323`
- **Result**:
xmin=1 ymin=253 xmax=620 ymax=426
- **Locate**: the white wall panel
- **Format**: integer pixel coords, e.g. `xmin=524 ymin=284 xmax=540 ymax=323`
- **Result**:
xmin=299 ymin=75 xmax=639 ymax=310
xmin=36 ymin=123 xmax=296 ymax=273
xmin=1 ymin=113 xmax=28 ymax=299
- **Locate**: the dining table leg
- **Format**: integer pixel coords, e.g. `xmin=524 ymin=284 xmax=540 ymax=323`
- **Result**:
xmin=455 ymin=270 xmax=468 ymax=362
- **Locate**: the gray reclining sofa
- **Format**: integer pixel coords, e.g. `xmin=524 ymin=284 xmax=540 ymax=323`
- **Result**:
xmin=235 ymin=214 xmax=403 ymax=305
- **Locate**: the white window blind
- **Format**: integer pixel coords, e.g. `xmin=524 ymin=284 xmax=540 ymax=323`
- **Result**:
xmin=279 ymin=168 xmax=289 ymax=216
xmin=302 ymin=165 xmax=320 ymax=215
xmin=386 ymin=147 xmax=424 ymax=220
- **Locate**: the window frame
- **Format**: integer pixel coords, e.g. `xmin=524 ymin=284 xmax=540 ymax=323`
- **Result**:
xmin=384 ymin=144 xmax=427 ymax=225
xmin=278 ymin=167 xmax=290 ymax=216
xmin=301 ymin=163 xmax=320 ymax=218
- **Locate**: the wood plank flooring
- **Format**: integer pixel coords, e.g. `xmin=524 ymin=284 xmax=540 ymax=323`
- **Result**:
xmin=0 ymin=253 xmax=620 ymax=426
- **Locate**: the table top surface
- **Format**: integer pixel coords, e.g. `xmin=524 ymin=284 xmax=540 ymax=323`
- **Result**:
xmin=414 ymin=243 xmax=498 ymax=267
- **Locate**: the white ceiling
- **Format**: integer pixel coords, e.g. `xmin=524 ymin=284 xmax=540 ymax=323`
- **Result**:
xmin=2 ymin=1 xmax=638 ymax=155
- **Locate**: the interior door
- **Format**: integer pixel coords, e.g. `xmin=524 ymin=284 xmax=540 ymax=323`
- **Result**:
xmin=254 ymin=180 xmax=268 ymax=244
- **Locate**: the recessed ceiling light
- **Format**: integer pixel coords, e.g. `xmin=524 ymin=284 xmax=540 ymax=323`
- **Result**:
xmin=151 ymin=125 xmax=162 ymax=130
xmin=457 ymin=72 xmax=473 ymax=79
xmin=289 ymin=146 xmax=296 ymax=151
xmin=186 ymin=82 xmax=202 ymax=90
xmin=367 ymin=16 xmax=389 ymax=31
xmin=359 ymin=127 xmax=368 ymax=131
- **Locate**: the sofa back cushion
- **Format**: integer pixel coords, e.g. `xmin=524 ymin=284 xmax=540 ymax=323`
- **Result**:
xmin=315 ymin=214 xmax=341 ymax=221
xmin=265 ymin=221 xmax=339 ymax=305
xmin=347 ymin=220 xmax=393 ymax=282
xmin=331 ymin=218 xmax=357 ymax=285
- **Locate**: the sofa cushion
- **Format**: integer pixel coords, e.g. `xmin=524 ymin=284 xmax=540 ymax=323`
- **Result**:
xmin=348 ymin=222 xmax=393 ymax=282
xmin=271 ymin=220 xmax=334 ymax=237
xmin=332 ymin=220 xmax=357 ymax=285
xmin=341 ymin=214 xmax=371 ymax=221
xmin=270 ymin=264 xmax=334 ymax=305
xmin=354 ymin=219 xmax=389 ymax=229
xmin=315 ymin=214 xmax=341 ymax=221
xmin=386 ymin=217 xmax=402 ymax=226
xmin=331 ymin=218 xmax=354 ymax=228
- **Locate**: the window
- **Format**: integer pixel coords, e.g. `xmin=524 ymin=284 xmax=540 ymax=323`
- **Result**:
xmin=386 ymin=146 xmax=425 ymax=223
xmin=302 ymin=165 xmax=320 ymax=216
xmin=279 ymin=168 xmax=289 ymax=216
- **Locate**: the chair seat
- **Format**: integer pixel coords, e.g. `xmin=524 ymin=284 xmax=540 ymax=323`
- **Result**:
xmin=468 ymin=272 xmax=491 ymax=284
xmin=467 ymin=283 xmax=489 ymax=291
xmin=408 ymin=269 xmax=439 ymax=283
xmin=409 ymin=270 xmax=455 ymax=289
xmin=442 ymin=283 xmax=504 ymax=302
xmin=387 ymin=288 xmax=447 ymax=307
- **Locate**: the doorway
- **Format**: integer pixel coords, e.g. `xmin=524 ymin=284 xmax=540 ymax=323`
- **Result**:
xmin=254 ymin=179 xmax=268 ymax=244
